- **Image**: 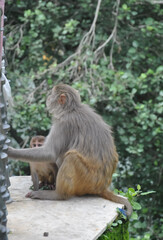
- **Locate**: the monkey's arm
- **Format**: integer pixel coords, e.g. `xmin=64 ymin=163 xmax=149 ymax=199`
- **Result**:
xmin=8 ymin=146 xmax=55 ymax=163
xmin=8 ymin=123 xmax=68 ymax=163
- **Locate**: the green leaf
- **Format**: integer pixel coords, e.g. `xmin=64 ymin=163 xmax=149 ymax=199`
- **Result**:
xmin=90 ymin=97 xmax=96 ymax=105
xmin=128 ymin=48 xmax=136 ymax=54
xmin=137 ymin=185 xmax=141 ymax=190
xmin=140 ymin=191 xmax=156 ymax=196
xmin=132 ymin=11 xmax=138 ymax=16
xmin=144 ymin=233 xmax=151 ymax=239
xmin=112 ymin=222 xmax=118 ymax=227
xmin=24 ymin=9 xmax=32 ymax=18
xmin=128 ymin=188 xmax=135 ymax=193
xmin=134 ymin=221 xmax=143 ymax=229
xmin=131 ymin=212 xmax=138 ymax=220
xmin=154 ymin=160 xmax=158 ymax=166
xmin=156 ymin=66 xmax=163 ymax=73
xmin=113 ymin=173 xmax=119 ymax=178
xmin=102 ymin=235 xmax=109 ymax=240
xmin=48 ymin=79 xmax=53 ymax=85
xmin=122 ymin=4 xmax=128 ymax=10
xmin=118 ymin=220 xmax=122 ymax=224
xmin=140 ymin=73 xmax=147 ymax=79
xmin=132 ymin=41 xmax=139 ymax=48
xmin=132 ymin=202 xmax=142 ymax=210
xmin=147 ymin=26 xmax=154 ymax=31
xmin=145 ymin=17 xmax=154 ymax=25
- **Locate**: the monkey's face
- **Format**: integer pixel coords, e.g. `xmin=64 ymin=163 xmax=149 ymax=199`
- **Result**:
xmin=31 ymin=140 xmax=43 ymax=148
xmin=30 ymin=136 xmax=45 ymax=148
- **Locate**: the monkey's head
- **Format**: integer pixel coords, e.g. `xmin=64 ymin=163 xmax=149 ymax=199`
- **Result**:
xmin=30 ymin=136 xmax=45 ymax=148
xmin=46 ymin=84 xmax=81 ymax=114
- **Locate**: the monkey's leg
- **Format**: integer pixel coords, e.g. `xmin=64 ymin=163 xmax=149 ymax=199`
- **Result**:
xmin=26 ymin=161 xmax=69 ymax=200
xmin=26 ymin=166 xmax=73 ymax=200
xmin=31 ymin=172 xmax=39 ymax=191
xmin=26 ymin=150 xmax=101 ymax=200
xmin=55 ymin=150 xmax=103 ymax=197
xmin=53 ymin=163 xmax=58 ymax=184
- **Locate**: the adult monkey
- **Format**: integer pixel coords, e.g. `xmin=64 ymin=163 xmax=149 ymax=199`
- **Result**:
xmin=8 ymin=84 xmax=132 ymax=216
xmin=30 ymin=136 xmax=58 ymax=190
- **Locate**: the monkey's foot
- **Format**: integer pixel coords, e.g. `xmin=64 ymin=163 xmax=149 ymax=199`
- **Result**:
xmin=26 ymin=191 xmax=41 ymax=199
xmin=25 ymin=190 xmax=62 ymax=200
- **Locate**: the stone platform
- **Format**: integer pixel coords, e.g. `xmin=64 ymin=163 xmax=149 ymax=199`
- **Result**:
xmin=7 ymin=176 xmax=123 ymax=240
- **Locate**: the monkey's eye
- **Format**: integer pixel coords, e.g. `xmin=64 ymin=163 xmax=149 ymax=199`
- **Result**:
xmin=38 ymin=144 xmax=42 ymax=147
xmin=33 ymin=144 xmax=36 ymax=147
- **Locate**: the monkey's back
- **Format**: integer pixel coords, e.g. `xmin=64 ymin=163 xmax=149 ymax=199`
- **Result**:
xmin=66 ymin=104 xmax=118 ymax=168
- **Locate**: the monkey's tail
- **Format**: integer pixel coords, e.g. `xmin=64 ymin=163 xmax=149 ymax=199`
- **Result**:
xmin=99 ymin=190 xmax=132 ymax=217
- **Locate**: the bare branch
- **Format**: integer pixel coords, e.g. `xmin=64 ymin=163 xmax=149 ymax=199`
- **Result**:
xmin=134 ymin=0 xmax=163 ymax=4
xmin=78 ymin=0 xmax=102 ymax=50
xmin=94 ymin=30 xmax=115 ymax=56
xmin=22 ymin=136 xmax=30 ymax=148
xmin=94 ymin=0 xmax=120 ymax=66
xmin=6 ymin=24 xmax=25 ymax=51
xmin=149 ymin=0 xmax=163 ymax=3
xmin=109 ymin=0 xmax=120 ymax=69
xmin=26 ymin=80 xmax=46 ymax=103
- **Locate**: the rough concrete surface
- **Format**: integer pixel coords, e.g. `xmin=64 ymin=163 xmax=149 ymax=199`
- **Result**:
xmin=7 ymin=176 xmax=123 ymax=240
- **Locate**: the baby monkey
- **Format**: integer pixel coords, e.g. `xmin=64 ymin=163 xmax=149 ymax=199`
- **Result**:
xmin=30 ymin=136 xmax=58 ymax=190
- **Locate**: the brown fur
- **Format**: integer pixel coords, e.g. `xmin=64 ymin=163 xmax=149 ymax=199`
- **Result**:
xmin=8 ymin=84 xmax=132 ymax=216
xmin=30 ymin=136 xmax=58 ymax=190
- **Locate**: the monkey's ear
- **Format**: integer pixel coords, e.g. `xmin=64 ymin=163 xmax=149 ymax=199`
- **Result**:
xmin=58 ymin=94 xmax=66 ymax=105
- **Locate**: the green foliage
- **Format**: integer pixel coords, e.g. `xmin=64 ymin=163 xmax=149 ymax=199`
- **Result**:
xmin=98 ymin=220 xmax=129 ymax=240
xmin=4 ymin=0 xmax=163 ymax=239
xmin=8 ymin=160 xmax=30 ymax=176
xmin=99 ymin=186 xmax=156 ymax=239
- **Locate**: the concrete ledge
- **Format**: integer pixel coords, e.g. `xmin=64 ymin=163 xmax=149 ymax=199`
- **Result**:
xmin=7 ymin=176 xmax=123 ymax=240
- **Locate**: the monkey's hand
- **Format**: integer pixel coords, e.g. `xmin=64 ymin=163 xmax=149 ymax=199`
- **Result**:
xmin=7 ymin=147 xmax=17 ymax=159
xmin=8 ymin=146 xmax=14 ymax=154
